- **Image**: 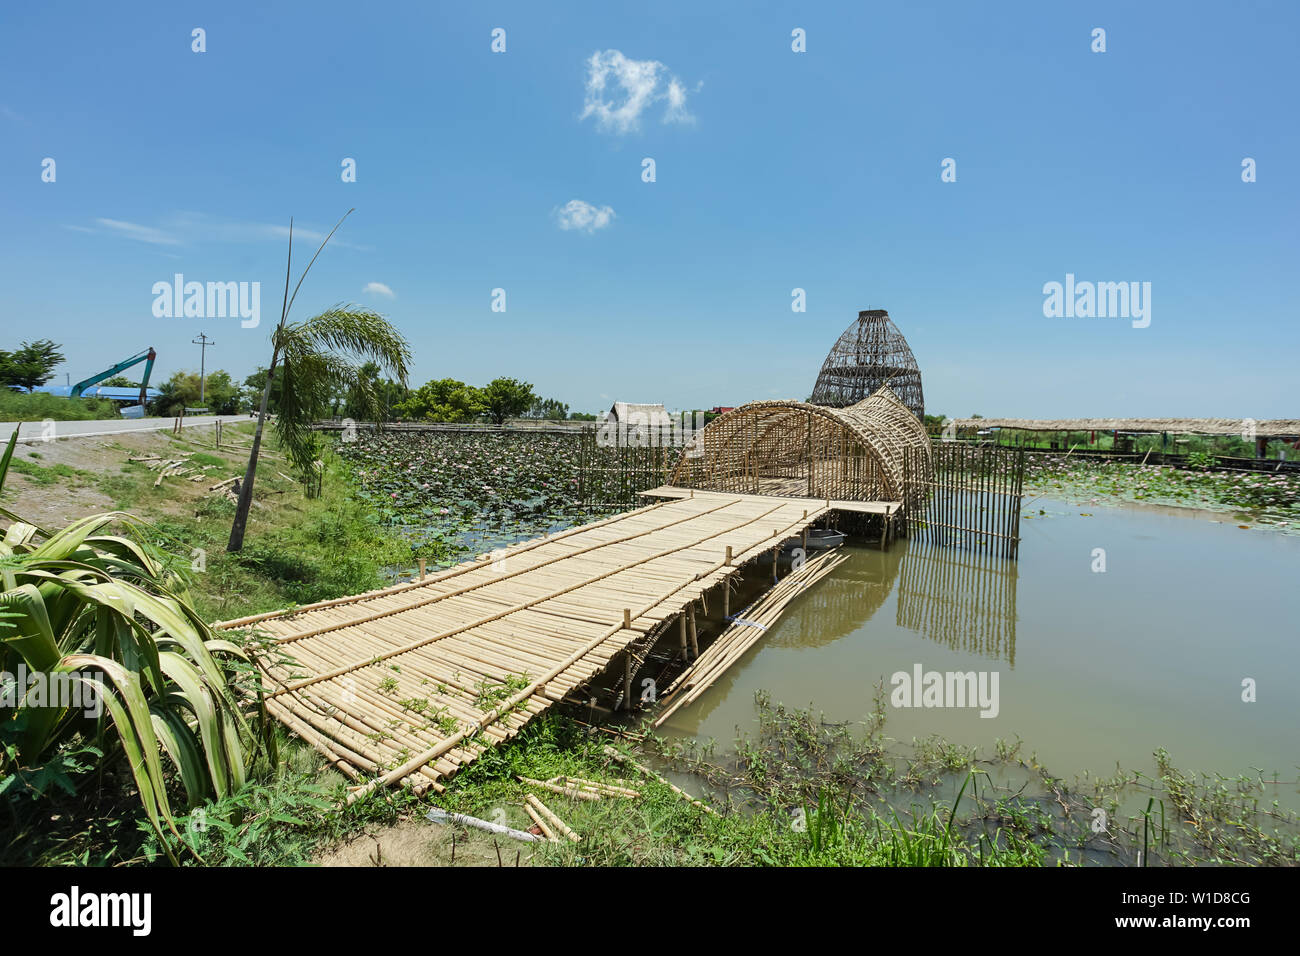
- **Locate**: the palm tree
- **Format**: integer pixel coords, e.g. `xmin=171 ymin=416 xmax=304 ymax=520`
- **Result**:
xmin=227 ymin=211 xmax=411 ymax=552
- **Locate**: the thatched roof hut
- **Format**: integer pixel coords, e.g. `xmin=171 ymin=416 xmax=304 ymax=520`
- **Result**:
xmin=811 ymin=309 xmax=925 ymax=420
xmin=670 ymin=386 xmax=931 ymax=503
xmin=607 ymin=402 xmax=672 ymax=427
xmin=950 ymin=417 xmax=1300 ymax=438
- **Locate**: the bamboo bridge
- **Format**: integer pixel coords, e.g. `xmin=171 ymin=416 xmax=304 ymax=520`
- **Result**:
xmin=217 ymin=387 xmax=1027 ymax=795
xmin=216 ymin=491 xmax=870 ymax=796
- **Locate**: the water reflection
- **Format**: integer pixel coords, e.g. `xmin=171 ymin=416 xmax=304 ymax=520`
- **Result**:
xmin=896 ymin=541 xmax=1019 ymax=665
xmin=765 ymin=546 xmax=899 ymax=649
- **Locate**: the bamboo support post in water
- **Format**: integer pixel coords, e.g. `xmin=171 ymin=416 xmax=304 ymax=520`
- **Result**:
xmin=622 ymin=651 xmax=633 ymax=711
xmin=687 ymin=603 xmax=699 ymax=659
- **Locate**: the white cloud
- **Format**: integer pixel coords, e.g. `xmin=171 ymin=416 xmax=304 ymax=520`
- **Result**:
xmin=580 ymin=50 xmax=696 ymax=134
xmin=63 ymin=213 xmax=370 ymax=251
xmin=94 ymin=218 xmax=182 ymax=245
xmin=555 ymin=200 xmax=615 ymax=234
xmin=363 ymin=281 xmax=395 ymax=298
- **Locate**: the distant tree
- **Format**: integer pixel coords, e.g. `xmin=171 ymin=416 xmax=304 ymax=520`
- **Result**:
xmin=568 ymin=411 xmax=597 ymax=421
xmin=149 ymin=371 xmax=199 ymax=416
xmin=201 ymin=370 xmax=243 ymax=414
xmin=527 ymin=396 xmax=569 ymax=420
xmin=149 ymin=370 xmax=240 ymax=415
xmin=102 ymin=375 xmax=137 ymax=387
xmin=922 ymin=413 xmax=947 ymax=429
xmin=476 ymin=377 xmax=535 ymax=425
xmin=244 ymin=367 xmax=284 ymax=414
xmin=396 ymin=378 xmax=482 ymax=422
xmin=376 ymin=378 xmax=409 ymax=421
xmin=344 ymin=361 xmax=409 ymax=421
xmin=0 ymin=339 xmax=65 ymax=391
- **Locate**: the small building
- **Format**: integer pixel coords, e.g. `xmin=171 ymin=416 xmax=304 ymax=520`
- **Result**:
xmin=607 ymin=402 xmax=673 ymax=428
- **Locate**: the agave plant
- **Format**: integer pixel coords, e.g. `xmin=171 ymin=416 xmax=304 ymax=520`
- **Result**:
xmin=0 ymin=429 xmax=266 ymax=859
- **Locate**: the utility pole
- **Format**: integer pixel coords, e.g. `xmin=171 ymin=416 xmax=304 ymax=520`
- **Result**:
xmin=192 ymin=333 xmax=215 ymax=404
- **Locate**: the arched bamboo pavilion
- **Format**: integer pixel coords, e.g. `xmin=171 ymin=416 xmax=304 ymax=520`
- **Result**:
xmin=670 ymin=386 xmax=931 ymax=504
xmin=811 ymin=309 xmax=925 ymax=420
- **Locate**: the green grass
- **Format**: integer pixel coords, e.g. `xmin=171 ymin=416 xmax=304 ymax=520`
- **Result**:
xmin=89 ymin=433 xmax=433 ymax=622
xmin=0 ymin=390 xmax=121 ymax=421
xmin=5 ymin=458 xmax=91 ymax=486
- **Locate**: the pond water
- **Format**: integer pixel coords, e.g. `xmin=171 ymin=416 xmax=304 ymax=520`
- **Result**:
xmin=656 ymin=498 xmax=1300 ymax=798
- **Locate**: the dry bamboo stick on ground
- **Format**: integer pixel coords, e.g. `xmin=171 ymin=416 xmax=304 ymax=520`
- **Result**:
xmin=518 ymin=775 xmax=601 ymax=802
xmin=562 ymin=776 xmax=640 ymax=798
xmin=524 ymin=804 xmax=558 ymax=842
xmin=526 ymin=794 xmax=580 ymax=842
xmin=603 ymin=746 xmax=717 ymax=815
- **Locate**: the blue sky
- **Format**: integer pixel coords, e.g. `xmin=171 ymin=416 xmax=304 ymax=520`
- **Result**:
xmin=2 ymin=1 xmax=1296 ymax=418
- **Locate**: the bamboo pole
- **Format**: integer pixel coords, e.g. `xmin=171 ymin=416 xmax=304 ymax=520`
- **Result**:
xmin=622 ymin=650 xmax=632 ymax=711
xmin=602 ymin=746 xmax=716 ymax=815
xmin=518 ymin=775 xmax=601 ymax=802
xmin=526 ymin=794 xmax=580 ymax=842
xmin=687 ymin=603 xmax=699 ymax=659
xmin=524 ymin=803 xmax=557 ymax=842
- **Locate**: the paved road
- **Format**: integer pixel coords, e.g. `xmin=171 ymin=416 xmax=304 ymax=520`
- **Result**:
xmin=2 ymin=414 xmax=249 ymax=442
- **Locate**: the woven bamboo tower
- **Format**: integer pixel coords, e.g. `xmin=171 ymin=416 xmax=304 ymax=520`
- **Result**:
xmin=811 ymin=309 xmax=925 ymax=419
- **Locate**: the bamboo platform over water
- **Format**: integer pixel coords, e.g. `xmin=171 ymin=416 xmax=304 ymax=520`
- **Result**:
xmin=640 ymin=485 xmax=901 ymax=516
xmin=215 ymin=494 xmax=845 ymax=795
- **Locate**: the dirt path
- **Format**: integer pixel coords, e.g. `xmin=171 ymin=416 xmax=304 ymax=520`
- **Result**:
xmin=315 ymin=818 xmax=538 ymax=867
xmin=1 ymin=426 xmax=256 ymax=529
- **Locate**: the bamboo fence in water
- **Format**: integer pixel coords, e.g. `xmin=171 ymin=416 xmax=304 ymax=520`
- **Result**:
xmin=903 ymin=444 xmax=1025 ymax=559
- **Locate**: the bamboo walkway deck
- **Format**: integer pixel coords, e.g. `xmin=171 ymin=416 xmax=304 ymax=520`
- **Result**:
xmin=215 ymin=492 xmax=866 ymax=796
xmin=640 ymin=485 xmax=901 ymax=515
